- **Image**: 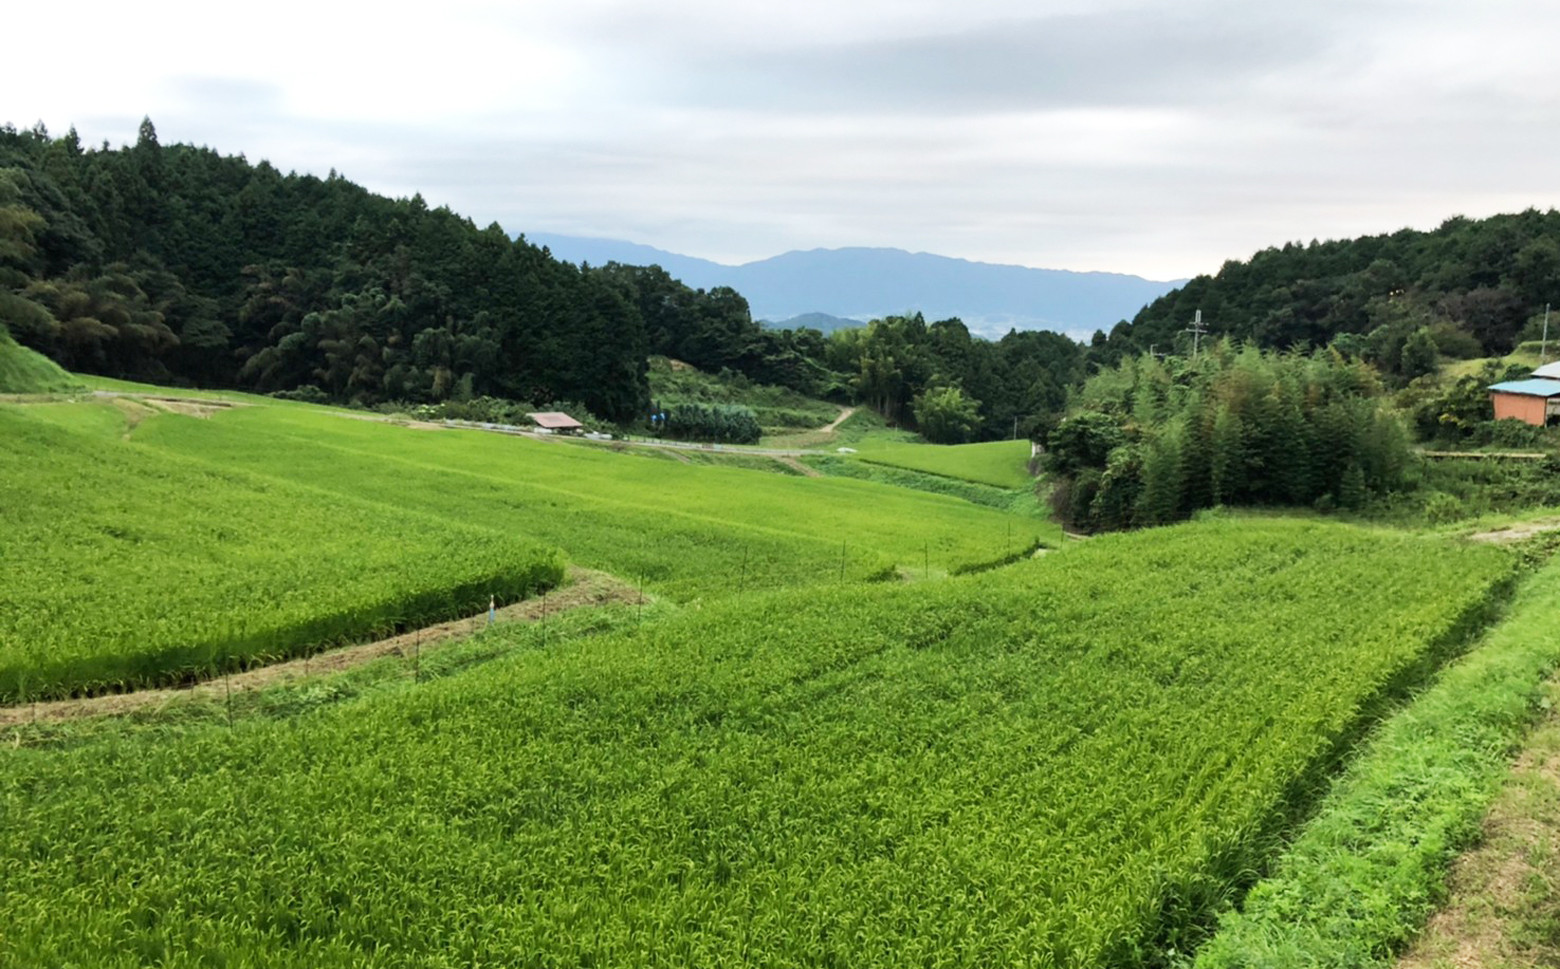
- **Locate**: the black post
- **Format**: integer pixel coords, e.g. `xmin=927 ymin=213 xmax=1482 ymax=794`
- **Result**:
xmin=740 ymin=547 xmax=749 ymax=595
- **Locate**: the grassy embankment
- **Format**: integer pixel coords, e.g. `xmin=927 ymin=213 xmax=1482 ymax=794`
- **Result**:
xmin=0 ymin=519 xmax=1515 ymax=967
xmin=646 ymin=355 xmax=840 ymax=436
xmin=1195 ymin=540 xmax=1560 ymax=968
xmin=0 ymin=325 xmax=81 ymax=394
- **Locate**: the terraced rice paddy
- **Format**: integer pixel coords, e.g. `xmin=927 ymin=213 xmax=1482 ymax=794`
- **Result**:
xmin=854 ymin=438 xmax=1035 ymax=489
xmin=128 ymin=404 xmax=1054 ymax=598
xmin=0 ymin=405 xmax=563 ymax=700
xmin=1 ymin=397 xmax=1051 ymax=699
xmin=0 ymin=517 xmax=1514 ymax=967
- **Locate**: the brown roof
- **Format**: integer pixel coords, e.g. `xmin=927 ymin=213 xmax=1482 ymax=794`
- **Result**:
xmin=527 ymin=411 xmax=584 ymax=429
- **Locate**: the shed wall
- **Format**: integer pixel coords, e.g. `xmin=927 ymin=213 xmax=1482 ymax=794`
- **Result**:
xmin=1492 ymin=392 xmax=1549 ymax=426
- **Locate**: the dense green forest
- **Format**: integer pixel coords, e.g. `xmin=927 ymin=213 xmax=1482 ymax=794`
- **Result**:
xmin=1094 ymin=209 xmax=1560 ymax=377
xmin=0 ymin=120 xmax=774 ymax=420
xmin=0 ymin=120 xmax=1088 ymax=436
xmin=8 ymin=117 xmax=1560 ymax=446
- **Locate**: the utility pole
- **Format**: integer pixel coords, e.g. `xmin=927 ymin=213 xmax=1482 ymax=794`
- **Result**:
xmin=1543 ymin=303 xmax=1552 ymax=364
xmin=1184 ymin=310 xmax=1210 ymax=360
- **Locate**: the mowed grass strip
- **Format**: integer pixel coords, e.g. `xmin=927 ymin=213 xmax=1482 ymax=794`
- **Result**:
xmin=0 ymin=520 xmax=1513 ymax=968
xmin=0 ymin=406 xmax=564 ymax=701
xmin=855 ymin=438 xmax=1035 ymax=489
xmin=1195 ymin=550 xmax=1560 ymax=969
xmin=128 ymin=404 xmax=1055 ymax=596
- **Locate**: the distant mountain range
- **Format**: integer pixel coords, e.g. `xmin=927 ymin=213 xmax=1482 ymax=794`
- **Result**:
xmin=523 ymin=233 xmax=1184 ymax=340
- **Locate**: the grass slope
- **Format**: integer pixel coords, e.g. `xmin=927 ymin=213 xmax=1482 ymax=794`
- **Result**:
xmin=0 ymin=520 xmax=1513 ymax=967
xmin=854 ymin=438 xmax=1034 ymax=489
xmin=0 ymin=405 xmax=564 ymax=700
xmin=0 ymin=326 xmax=80 ymax=393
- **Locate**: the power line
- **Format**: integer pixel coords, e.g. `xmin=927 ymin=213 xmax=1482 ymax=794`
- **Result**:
xmin=1184 ymin=309 xmax=1210 ymax=359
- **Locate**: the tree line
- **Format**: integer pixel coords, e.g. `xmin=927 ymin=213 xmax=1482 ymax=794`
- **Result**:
xmin=9 ymin=117 xmax=1560 ymax=450
xmin=0 ymin=120 xmax=1090 ymax=438
xmin=0 ymin=120 xmax=794 ymax=421
xmin=1091 ymin=209 xmax=1560 ymax=382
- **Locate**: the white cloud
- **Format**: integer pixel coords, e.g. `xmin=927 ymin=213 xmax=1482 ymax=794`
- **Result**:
xmin=7 ymin=0 xmax=1560 ymax=279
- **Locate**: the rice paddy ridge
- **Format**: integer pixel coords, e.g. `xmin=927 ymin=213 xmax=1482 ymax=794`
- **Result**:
xmin=0 ymin=567 xmax=638 ymax=728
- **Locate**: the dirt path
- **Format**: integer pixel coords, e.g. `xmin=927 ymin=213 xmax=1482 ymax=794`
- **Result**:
xmin=0 ymin=568 xmax=640 ymax=727
xmin=1468 ymin=519 xmax=1560 ymax=544
xmin=820 ymin=406 xmax=857 ymax=434
xmin=776 ymin=456 xmax=821 ymax=477
xmin=1421 ymin=450 xmax=1547 ymax=461
xmin=1397 ymin=681 xmax=1560 ymax=969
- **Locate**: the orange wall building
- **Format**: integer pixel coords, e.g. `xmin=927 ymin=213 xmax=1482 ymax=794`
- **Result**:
xmin=1488 ymin=378 xmax=1560 ymax=426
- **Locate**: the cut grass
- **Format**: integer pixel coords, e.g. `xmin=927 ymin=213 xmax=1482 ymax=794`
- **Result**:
xmin=1396 ymin=677 xmax=1560 ymax=969
xmin=1194 ymin=547 xmax=1560 ymax=969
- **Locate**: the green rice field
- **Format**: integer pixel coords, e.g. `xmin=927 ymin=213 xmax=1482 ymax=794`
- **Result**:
xmin=0 ymin=404 xmax=564 ymax=700
xmin=0 ymin=518 xmax=1514 ymax=967
xmin=126 ymin=403 xmax=1054 ymax=598
xmin=0 ymin=396 xmax=1053 ymax=699
xmin=854 ymin=438 xmax=1035 ymax=489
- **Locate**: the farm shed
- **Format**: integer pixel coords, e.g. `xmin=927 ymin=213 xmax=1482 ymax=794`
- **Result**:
xmin=1488 ymin=378 xmax=1560 ymax=426
xmin=526 ymin=411 xmax=585 ymax=435
xmin=526 ymin=412 xmax=584 ymax=435
xmin=1532 ymin=361 xmax=1560 ymax=380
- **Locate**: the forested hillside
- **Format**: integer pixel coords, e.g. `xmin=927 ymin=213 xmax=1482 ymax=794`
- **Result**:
xmin=0 ymin=120 xmax=790 ymax=420
xmin=11 ymin=116 xmax=1560 ymax=444
xmin=1097 ymin=210 xmax=1560 ymax=378
xmin=0 ymin=118 xmax=1095 ymax=439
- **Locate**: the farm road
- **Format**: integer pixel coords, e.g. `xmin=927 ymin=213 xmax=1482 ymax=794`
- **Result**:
xmin=0 ymin=567 xmax=639 ymax=727
xmin=820 ymin=406 xmax=857 ymax=433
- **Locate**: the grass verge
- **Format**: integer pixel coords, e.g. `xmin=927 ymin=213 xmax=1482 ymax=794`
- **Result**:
xmin=1192 ymin=544 xmax=1560 ymax=969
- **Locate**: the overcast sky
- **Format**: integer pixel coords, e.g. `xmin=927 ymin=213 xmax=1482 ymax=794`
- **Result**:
xmin=7 ymin=0 xmax=1560 ymax=280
